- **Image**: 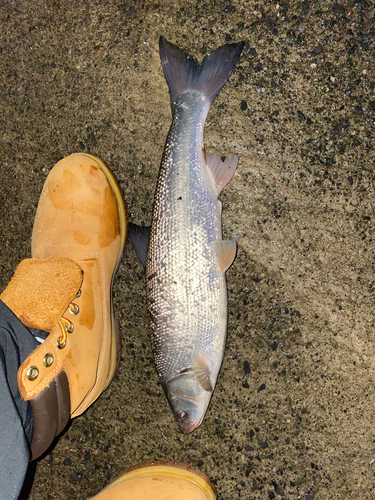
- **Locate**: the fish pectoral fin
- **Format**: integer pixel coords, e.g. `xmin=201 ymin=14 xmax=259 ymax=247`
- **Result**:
xmin=206 ymin=153 xmax=238 ymax=195
xmin=217 ymin=200 xmax=222 ymax=215
xmin=128 ymin=223 xmax=151 ymax=268
xmin=214 ymin=236 xmax=241 ymax=273
xmin=193 ymin=354 xmax=213 ymax=392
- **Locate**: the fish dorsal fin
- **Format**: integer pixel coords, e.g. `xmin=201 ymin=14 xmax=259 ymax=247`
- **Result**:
xmin=206 ymin=153 xmax=238 ymax=195
xmin=193 ymin=354 xmax=213 ymax=392
xmin=129 ymin=223 xmax=151 ymax=268
xmin=214 ymin=236 xmax=241 ymax=273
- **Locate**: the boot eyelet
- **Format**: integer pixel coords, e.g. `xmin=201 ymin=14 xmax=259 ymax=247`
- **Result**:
xmin=69 ymin=303 xmax=79 ymax=315
xmin=43 ymin=353 xmax=54 ymax=367
xmin=75 ymin=289 xmax=81 ymax=298
xmin=57 ymin=336 xmax=67 ymax=349
xmin=66 ymin=321 xmax=74 ymax=333
xmin=27 ymin=365 xmax=39 ymax=381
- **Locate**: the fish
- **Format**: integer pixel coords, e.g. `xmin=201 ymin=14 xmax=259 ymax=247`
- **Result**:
xmin=130 ymin=36 xmax=243 ymax=434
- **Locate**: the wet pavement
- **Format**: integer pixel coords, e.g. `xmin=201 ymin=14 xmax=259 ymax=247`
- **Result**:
xmin=1 ymin=1 xmax=375 ymax=499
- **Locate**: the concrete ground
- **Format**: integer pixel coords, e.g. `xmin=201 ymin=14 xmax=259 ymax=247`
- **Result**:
xmin=1 ymin=0 xmax=375 ymax=499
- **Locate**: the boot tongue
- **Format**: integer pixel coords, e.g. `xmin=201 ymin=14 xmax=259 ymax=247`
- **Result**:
xmin=1 ymin=257 xmax=83 ymax=332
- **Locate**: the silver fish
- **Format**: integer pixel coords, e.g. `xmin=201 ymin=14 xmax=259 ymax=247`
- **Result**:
xmin=131 ymin=37 xmax=243 ymax=433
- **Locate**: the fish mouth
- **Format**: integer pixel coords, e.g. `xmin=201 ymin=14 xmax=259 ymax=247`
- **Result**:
xmin=178 ymin=415 xmax=204 ymax=435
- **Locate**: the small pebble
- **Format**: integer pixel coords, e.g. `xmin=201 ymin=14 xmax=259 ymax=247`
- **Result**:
xmin=312 ymin=44 xmax=323 ymax=55
xmin=69 ymin=473 xmax=82 ymax=484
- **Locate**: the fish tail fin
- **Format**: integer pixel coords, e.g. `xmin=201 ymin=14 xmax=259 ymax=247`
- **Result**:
xmin=159 ymin=36 xmax=244 ymax=108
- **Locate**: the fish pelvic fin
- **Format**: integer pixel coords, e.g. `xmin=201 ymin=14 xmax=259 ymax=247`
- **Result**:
xmin=214 ymin=236 xmax=241 ymax=273
xmin=159 ymin=36 xmax=244 ymax=108
xmin=192 ymin=354 xmax=213 ymax=392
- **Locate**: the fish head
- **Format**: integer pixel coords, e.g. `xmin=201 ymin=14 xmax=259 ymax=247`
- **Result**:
xmin=164 ymin=371 xmax=212 ymax=434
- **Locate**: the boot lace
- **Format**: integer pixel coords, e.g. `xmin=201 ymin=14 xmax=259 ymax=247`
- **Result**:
xmin=57 ymin=299 xmax=80 ymax=349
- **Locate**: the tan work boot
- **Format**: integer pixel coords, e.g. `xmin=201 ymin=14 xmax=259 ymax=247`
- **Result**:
xmin=1 ymin=153 xmax=127 ymax=459
xmin=90 ymin=462 xmax=217 ymax=500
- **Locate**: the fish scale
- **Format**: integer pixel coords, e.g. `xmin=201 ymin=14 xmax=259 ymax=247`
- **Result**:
xmin=147 ymin=93 xmax=224 ymax=381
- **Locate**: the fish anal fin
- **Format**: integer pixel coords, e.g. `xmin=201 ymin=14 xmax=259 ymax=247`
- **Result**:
xmin=193 ymin=354 xmax=213 ymax=392
xmin=206 ymin=153 xmax=238 ymax=195
xmin=214 ymin=235 xmax=240 ymax=273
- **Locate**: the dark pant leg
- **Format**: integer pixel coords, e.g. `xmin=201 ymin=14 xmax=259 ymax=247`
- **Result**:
xmin=0 ymin=300 xmax=39 ymax=500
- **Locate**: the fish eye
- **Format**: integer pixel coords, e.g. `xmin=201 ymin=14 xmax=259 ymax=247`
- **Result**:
xmin=179 ymin=410 xmax=188 ymax=420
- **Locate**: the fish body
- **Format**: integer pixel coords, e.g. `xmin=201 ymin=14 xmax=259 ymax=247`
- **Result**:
xmin=145 ymin=37 xmax=243 ymax=433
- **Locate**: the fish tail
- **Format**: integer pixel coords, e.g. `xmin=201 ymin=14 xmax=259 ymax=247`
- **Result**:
xmin=159 ymin=36 xmax=244 ymax=108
